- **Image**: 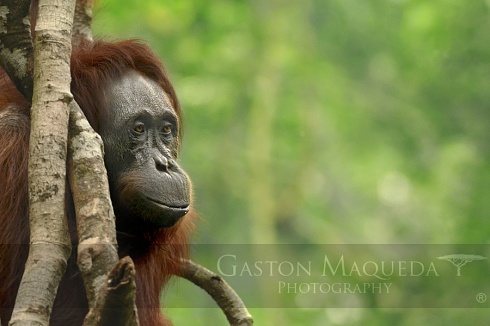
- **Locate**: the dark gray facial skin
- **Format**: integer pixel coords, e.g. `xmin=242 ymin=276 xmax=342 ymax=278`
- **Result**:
xmin=99 ymin=70 xmax=191 ymax=231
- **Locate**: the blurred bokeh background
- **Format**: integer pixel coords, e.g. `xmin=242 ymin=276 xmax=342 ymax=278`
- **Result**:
xmin=93 ymin=0 xmax=490 ymax=324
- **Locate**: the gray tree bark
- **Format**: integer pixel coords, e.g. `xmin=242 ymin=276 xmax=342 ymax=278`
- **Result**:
xmin=0 ymin=0 xmax=33 ymax=100
xmin=9 ymin=0 xmax=76 ymax=325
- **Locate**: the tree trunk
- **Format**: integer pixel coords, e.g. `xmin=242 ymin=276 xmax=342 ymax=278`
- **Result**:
xmin=9 ymin=0 xmax=76 ymax=324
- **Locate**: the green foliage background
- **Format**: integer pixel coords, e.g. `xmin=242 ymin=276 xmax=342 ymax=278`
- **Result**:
xmin=93 ymin=1 xmax=490 ymax=325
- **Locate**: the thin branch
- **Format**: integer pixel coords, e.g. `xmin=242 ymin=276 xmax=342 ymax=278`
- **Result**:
xmin=0 ymin=0 xmax=33 ymax=99
xmin=179 ymin=259 xmax=254 ymax=326
xmin=68 ymin=101 xmax=119 ymax=308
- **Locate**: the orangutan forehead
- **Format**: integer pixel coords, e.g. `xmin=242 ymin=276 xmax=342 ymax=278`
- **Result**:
xmin=105 ymin=70 xmax=175 ymax=121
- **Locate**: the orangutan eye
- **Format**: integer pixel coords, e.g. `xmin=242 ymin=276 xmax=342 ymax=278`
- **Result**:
xmin=162 ymin=125 xmax=172 ymax=135
xmin=133 ymin=123 xmax=145 ymax=134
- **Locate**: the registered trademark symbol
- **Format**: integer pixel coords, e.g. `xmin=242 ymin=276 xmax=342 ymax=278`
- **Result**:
xmin=476 ymin=293 xmax=487 ymax=303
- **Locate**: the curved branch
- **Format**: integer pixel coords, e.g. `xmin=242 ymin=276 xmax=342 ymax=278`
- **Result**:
xmin=178 ymin=259 xmax=254 ymax=326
